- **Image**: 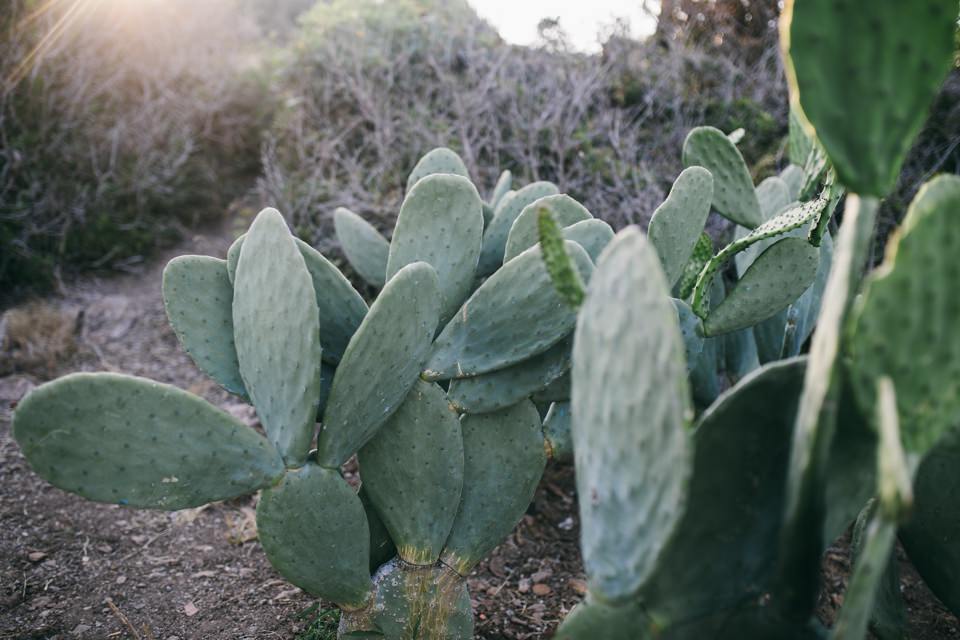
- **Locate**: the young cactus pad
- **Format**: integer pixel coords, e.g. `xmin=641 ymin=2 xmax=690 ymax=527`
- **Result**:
xmin=682 ymin=126 xmax=763 ymax=228
xmin=333 ymin=206 xmax=390 ymax=288
xmin=503 ymin=193 xmax=592 ymax=263
xmin=647 ymin=166 xmax=714 ymax=288
xmin=405 ymin=146 xmax=470 ymax=193
xmin=477 ymin=181 xmax=559 ymax=276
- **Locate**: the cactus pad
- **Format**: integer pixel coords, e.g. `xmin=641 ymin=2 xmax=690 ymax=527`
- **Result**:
xmin=503 ymin=194 xmax=592 ymax=262
xmin=703 ymin=237 xmax=820 ymax=336
xmin=424 ymin=241 xmax=592 ymax=380
xmin=256 ymin=463 xmax=372 ymax=608
xmin=233 ymin=208 xmax=323 ymax=467
xmin=13 ymin=372 xmax=284 ymax=509
xmin=647 ymin=166 xmax=714 ymax=288
xmin=358 ymin=380 xmax=464 ymax=565
xmin=573 ymin=227 xmax=691 ymax=603
xmin=334 ymin=207 xmax=390 ymax=288
xmin=847 ymin=175 xmax=960 ymax=453
xmin=387 ymin=173 xmax=484 ymax=324
xmin=682 ymin=126 xmax=762 ymax=228
xmin=440 ymin=400 xmax=546 ymax=575
xmin=489 ymin=169 xmax=512 ymax=211
xmin=781 ymin=0 xmax=957 ymax=196
xmin=477 ymin=181 xmax=559 ymax=276
xmin=162 ymin=256 xmax=245 ymax=396
xmin=317 ymin=262 xmax=440 ymax=468
xmin=406 ymin=147 xmax=470 ymax=193
xmin=561 ymin=218 xmax=615 ymax=263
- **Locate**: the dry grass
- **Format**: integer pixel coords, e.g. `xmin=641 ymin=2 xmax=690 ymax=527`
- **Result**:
xmin=0 ymin=301 xmax=81 ymax=377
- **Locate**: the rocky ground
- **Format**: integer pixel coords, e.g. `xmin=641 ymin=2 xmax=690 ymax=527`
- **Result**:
xmin=0 ymin=228 xmax=957 ymax=639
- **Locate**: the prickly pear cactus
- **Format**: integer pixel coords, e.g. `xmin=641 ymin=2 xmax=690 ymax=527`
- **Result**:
xmin=15 ymin=145 xmax=592 ymax=639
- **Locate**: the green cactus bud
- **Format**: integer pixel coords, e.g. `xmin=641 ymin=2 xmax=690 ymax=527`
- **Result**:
xmin=562 ymin=218 xmax=615 ymax=263
xmin=647 ymin=167 xmax=714 ymax=288
xmin=537 ymin=207 xmax=587 ymax=309
xmin=682 ymin=126 xmax=763 ymax=228
xmin=573 ymin=227 xmax=691 ymax=603
xmin=317 ymin=262 xmax=440 ymax=468
xmin=256 ymin=463 xmax=372 ymax=608
xmin=387 ymin=173 xmax=484 ymax=324
xmin=334 ymin=206 xmax=390 ymax=288
xmin=847 ymin=175 xmax=960 ymax=454
xmin=227 ymin=233 xmax=368 ymax=365
xmin=446 ymin=337 xmax=570 ymax=414
xmin=781 ymin=0 xmax=957 ymax=196
xmin=440 ymin=400 xmax=546 ymax=575
xmin=13 ymin=373 xmax=284 ymax=509
xmin=489 ymin=169 xmax=512 ymax=211
xmin=424 ymin=241 xmax=592 ymax=381
xmin=358 ymin=380 xmax=464 ymax=566
xmin=543 ymin=401 xmax=573 ymax=463
xmin=477 ymin=181 xmax=559 ymax=276
xmin=406 ymin=147 xmax=470 ymax=193
xmin=162 ymin=255 xmax=246 ymax=397
xmin=233 ymin=207 xmax=323 ymax=467
xmin=504 ymin=194 xmax=592 ymax=263
xmin=703 ymin=237 xmax=820 ymax=337
xmin=675 ymin=232 xmax=713 ymax=300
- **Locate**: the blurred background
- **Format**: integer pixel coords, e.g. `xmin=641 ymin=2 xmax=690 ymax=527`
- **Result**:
xmin=1 ymin=0 xmax=957 ymax=304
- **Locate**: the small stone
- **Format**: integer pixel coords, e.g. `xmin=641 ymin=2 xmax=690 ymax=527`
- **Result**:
xmin=517 ymin=578 xmax=531 ymax=593
xmin=568 ymin=578 xmax=588 ymax=594
xmin=532 ymin=583 xmax=552 ymax=596
xmin=184 ymin=602 xmax=199 ymax=616
xmin=28 ymin=551 xmax=47 ymax=563
xmin=116 ymin=576 xmax=127 ymax=585
xmin=71 ymin=624 xmax=92 ymax=635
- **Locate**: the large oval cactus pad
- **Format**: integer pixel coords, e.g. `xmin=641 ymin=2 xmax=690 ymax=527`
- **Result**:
xmin=334 ymin=207 xmax=390 ymax=288
xmin=781 ymin=0 xmax=957 ymax=196
xmin=425 ymin=241 xmax=592 ymax=380
xmin=440 ymin=400 xmax=546 ymax=575
xmin=317 ymin=262 xmax=441 ymax=468
xmin=477 ymin=181 xmax=559 ymax=276
xmin=503 ymin=194 xmax=592 ymax=263
xmin=359 ymin=380 xmax=464 ymax=565
xmin=387 ymin=174 xmax=484 ymax=325
xmin=406 ymin=147 xmax=470 ymax=193
xmin=682 ymin=126 xmax=762 ymax=228
xmin=13 ymin=373 xmax=284 ymax=510
xmin=647 ymin=166 xmax=713 ymax=287
xmin=162 ymin=256 xmax=245 ymax=396
xmin=562 ymin=219 xmax=615 ymax=264
xmin=233 ymin=208 xmax=323 ymax=467
xmin=572 ymin=227 xmax=692 ymax=603
xmin=256 ymin=463 xmax=372 ymax=608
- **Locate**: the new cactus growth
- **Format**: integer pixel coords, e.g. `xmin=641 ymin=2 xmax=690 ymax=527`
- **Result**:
xmin=14 ymin=147 xmax=591 ymax=639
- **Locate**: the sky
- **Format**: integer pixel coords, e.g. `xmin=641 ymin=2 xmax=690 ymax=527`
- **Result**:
xmin=468 ymin=0 xmax=658 ymax=52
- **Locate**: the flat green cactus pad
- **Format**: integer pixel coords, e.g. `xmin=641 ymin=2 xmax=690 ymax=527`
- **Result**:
xmin=339 ymin=559 xmax=472 ymax=640
xmin=489 ymin=170 xmax=512 ymax=210
xmin=781 ymin=0 xmax=957 ymax=196
xmin=848 ymin=175 xmax=960 ymax=454
xmin=477 ymin=181 xmax=559 ymax=276
xmin=782 ymin=229 xmax=834 ymax=359
xmin=233 ymin=208 xmax=323 ymax=467
xmin=227 ymin=234 xmax=368 ymax=365
xmin=562 ymin=218 xmax=614 ymax=263
xmin=440 ymin=400 xmax=546 ymax=575
xmin=387 ymin=173 xmax=484 ymax=324
xmin=334 ymin=207 xmax=390 ymax=288
xmin=503 ymin=194 xmax=592 ymax=263
xmin=317 ymin=262 xmax=440 ymax=468
xmin=682 ymin=126 xmax=762 ymax=228
xmin=756 ymin=176 xmax=792 ymax=219
xmin=723 ymin=327 xmax=760 ymax=383
xmin=543 ymin=401 xmax=573 ymax=463
xmin=13 ymin=372 xmax=284 ymax=510
xmin=446 ymin=338 xmax=570 ymax=414
xmin=406 ymin=147 xmax=470 ymax=193
xmin=780 ymin=165 xmax=805 ymax=202
xmin=358 ymin=380 xmax=464 ymax=565
xmin=704 ymin=237 xmax=820 ymax=336
xmin=554 ymin=595 xmax=653 ymax=640
xmin=162 ymin=255 xmax=245 ymax=397
xmin=424 ymin=241 xmax=592 ymax=381
xmin=900 ymin=426 xmax=960 ymax=618
xmin=256 ymin=463 xmax=372 ymax=608
xmin=648 ymin=166 xmax=714 ymax=288
xmin=573 ymin=227 xmax=691 ymax=603
xmin=640 ymin=358 xmax=810 ymax=627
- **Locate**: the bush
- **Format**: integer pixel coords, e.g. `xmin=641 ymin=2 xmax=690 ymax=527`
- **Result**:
xmin=0 ymin=0 xmax=272 ymax=302
xmin=257 ymin=0 xmax=788 ymax=252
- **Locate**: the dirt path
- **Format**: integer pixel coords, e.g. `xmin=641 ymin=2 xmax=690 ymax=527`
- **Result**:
xmin=0 ymin=226 xmax=958 ymax=639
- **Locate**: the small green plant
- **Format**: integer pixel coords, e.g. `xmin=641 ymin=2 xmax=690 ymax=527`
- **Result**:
xmin=14 ymin=147 xmax=609 ymax=639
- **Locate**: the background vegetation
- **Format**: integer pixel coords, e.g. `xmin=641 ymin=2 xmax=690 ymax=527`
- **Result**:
xmin=1 ymin=0 xmax=956 ymax=302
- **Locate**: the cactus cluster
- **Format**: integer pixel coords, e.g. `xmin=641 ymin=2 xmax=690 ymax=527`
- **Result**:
xmin=553 ymin=1 xmax=960 ymax=638
xmin=13 ymin=147 xmax=615 ymax=638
